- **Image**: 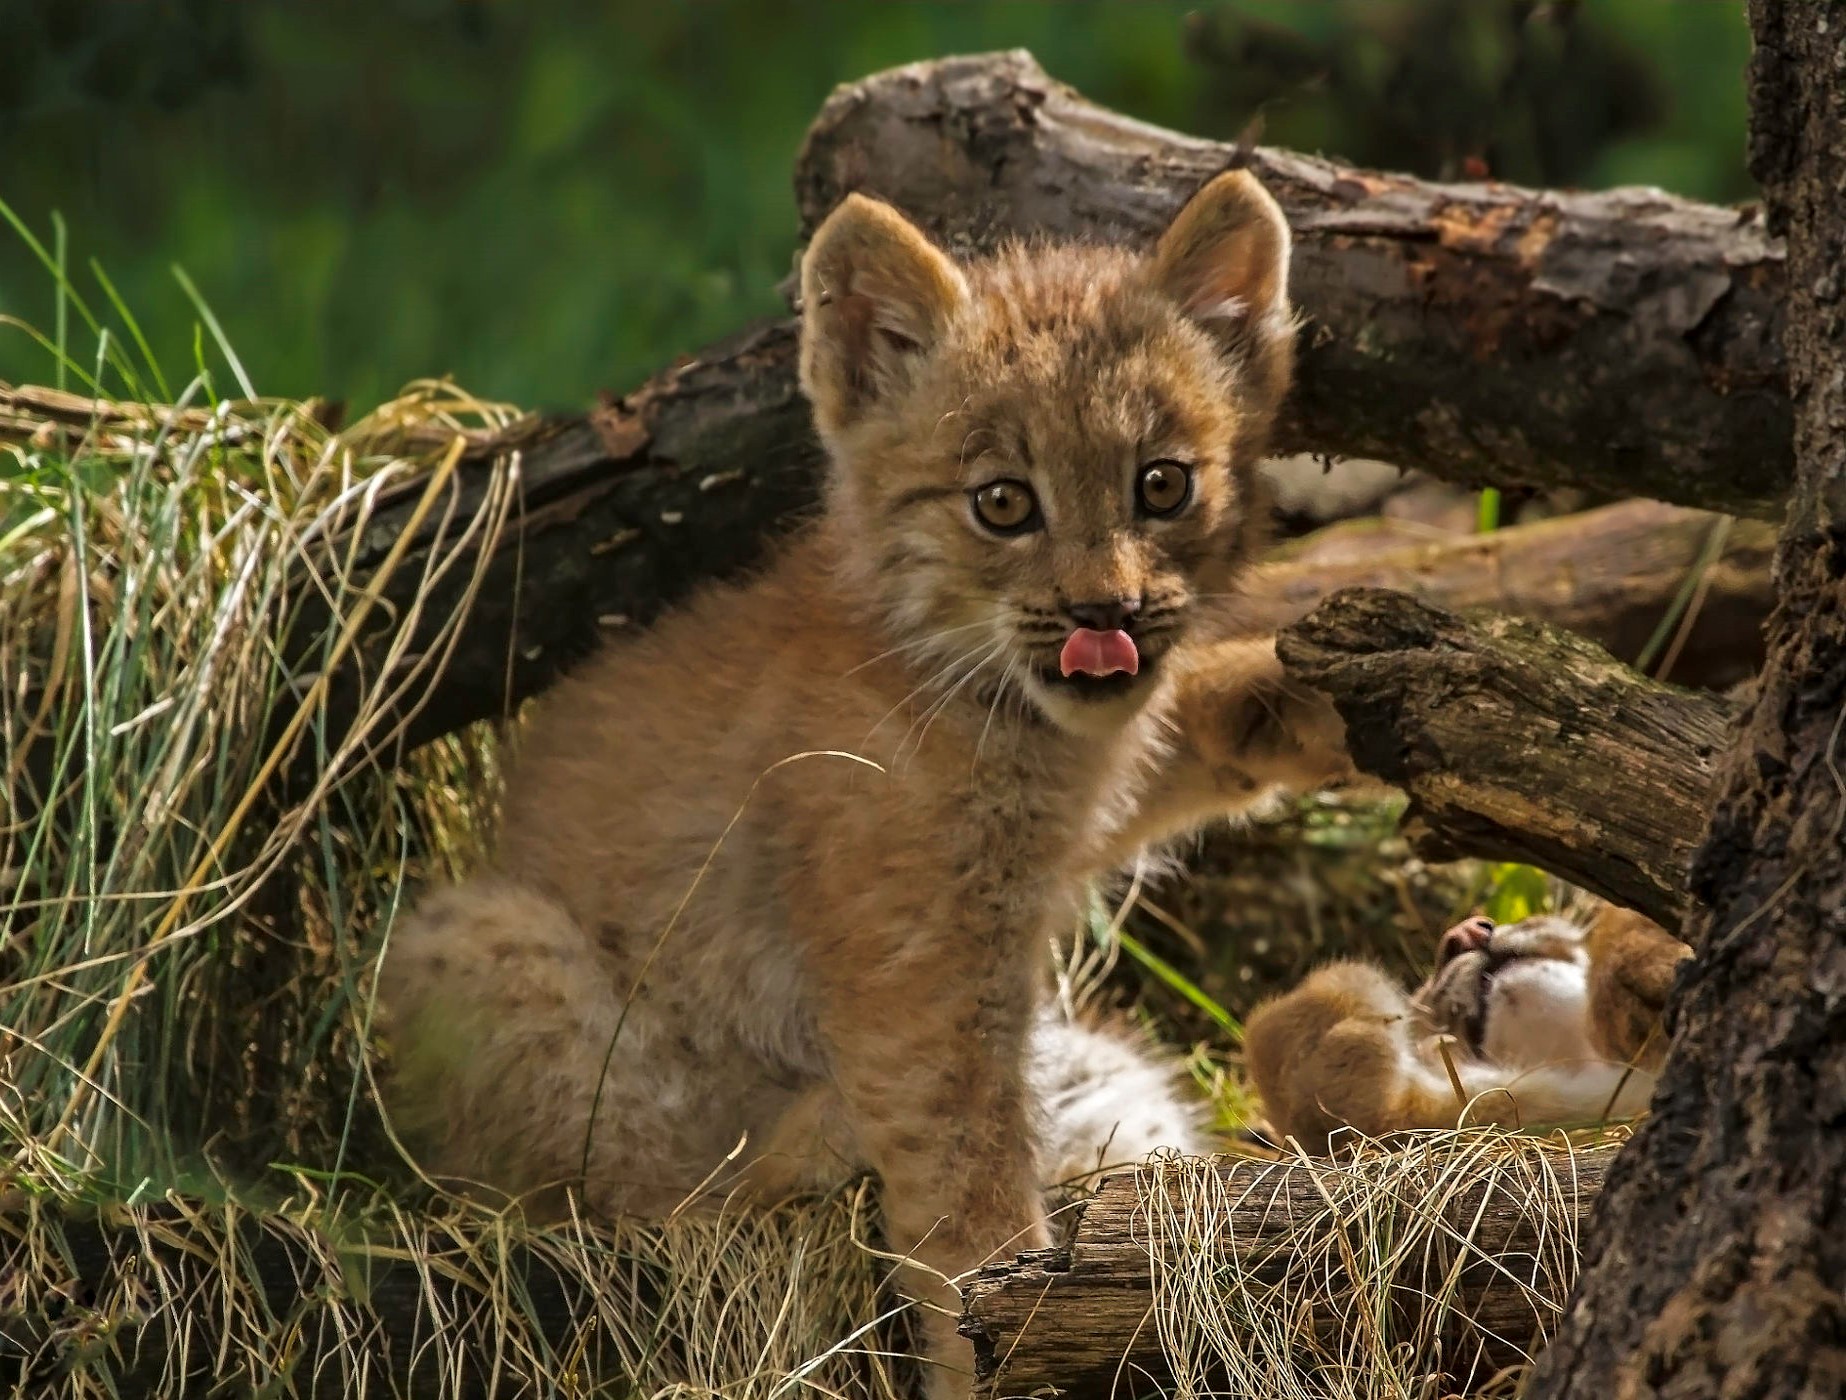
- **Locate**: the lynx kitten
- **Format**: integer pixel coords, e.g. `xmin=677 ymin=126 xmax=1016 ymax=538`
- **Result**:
xmin=1247 ymin=905 xmax=1690 ymax=1155
xmin=379 ymin=169 xmax=1349 ymax=1397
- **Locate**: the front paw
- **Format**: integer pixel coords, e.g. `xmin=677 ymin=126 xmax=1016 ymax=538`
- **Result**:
xmin=1196 ymin=642 xmax=1357 ymax=793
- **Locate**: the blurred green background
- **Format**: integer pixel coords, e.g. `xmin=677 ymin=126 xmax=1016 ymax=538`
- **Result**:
xmin=0 ymin=0 xmax=1752 ymax=413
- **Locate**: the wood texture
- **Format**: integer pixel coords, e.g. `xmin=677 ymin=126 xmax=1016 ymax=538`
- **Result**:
xmin=294 ymin=321 xmax=824 ymax=757
xmin=1277 ymin=588 xmax=1737 ymax=930
xmin=796 ymin=51 xmax=1790 ymax=516
xmin=963 ymin=1151 xmax=1609 ymax=1399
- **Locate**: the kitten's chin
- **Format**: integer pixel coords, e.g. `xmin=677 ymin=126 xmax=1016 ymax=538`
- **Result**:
xmin=1023 ymin=662 xmax=1163 ymax=737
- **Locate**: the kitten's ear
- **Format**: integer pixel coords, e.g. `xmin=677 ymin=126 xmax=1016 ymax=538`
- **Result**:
xmin=1148 ymin=170 xmax=1293 ymax=370
xmin=799 ymin=194 xmax=968 ymax=438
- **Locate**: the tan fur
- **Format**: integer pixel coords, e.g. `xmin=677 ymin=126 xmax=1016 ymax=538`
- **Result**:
xmin=1582 ymin=904 xmax=1692 ymax=1071
xmin=376 ymin=171 xmax=1346 ymax=1399
xmin=1245 ymin=907 xmax=1692 ymax=1156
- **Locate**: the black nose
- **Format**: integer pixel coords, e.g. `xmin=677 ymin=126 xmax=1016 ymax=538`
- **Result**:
xmin=1066 ymin=597 xmax=1142 ymax=631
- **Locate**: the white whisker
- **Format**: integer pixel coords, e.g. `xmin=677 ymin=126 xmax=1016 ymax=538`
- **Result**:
xmin=896 ymin=639 xmax=1006 ymax=771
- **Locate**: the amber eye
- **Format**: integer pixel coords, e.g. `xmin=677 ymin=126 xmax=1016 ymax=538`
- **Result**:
xmin=971 ymin=479 xmax=1041 ymax=534
xmin=1137 ymin=460 xmax=1193 ymax=517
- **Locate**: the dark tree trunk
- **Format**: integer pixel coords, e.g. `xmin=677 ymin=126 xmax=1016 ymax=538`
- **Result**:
xmin=1528 ymin=3 xmax=1846 ymax=1394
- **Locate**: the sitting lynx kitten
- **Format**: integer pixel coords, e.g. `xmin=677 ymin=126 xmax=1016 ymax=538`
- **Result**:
xmin=1245 ymin=904 xmax=1692 ymax=1155
xmin=379 ymin=170 xmax=1349 ymax=1397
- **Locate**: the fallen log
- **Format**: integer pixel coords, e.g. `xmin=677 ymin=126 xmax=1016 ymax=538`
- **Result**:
xmin=796 ymin=51 xmax=1790 ymax=517
xmin=1245 ymin=500 xmax=1772 ymax=691
xmin=1276 ymin=589 xmax=1736 ymax=930
xmin=290 ymin=47 xmax=1782 ymax=753
xmin=964 ymin=1145 xmax=1611 ymax=1399
xmin=332 ymin=394 xmax=1768 ymax=754
xmin=297 ymin=321 xmax=823 ymax=756
xmin=0 ymin=1147 xmax=1612 ymax=1400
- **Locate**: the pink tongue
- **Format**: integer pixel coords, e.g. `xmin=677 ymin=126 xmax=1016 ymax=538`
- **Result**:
xmin=1059 ymin=628 xmax=1140 ymax=679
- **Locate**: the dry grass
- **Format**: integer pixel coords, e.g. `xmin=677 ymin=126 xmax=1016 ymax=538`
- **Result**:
xmin=1 ymin=376 xmax=515 ymax=1189
xmin=3 ymin=1169 xmax=910 ymax=1398
xmin=1139 ymin=1133 xmax=1619 ymax=1400
xmin=0 ymin=364 xmax=928 ymax=1396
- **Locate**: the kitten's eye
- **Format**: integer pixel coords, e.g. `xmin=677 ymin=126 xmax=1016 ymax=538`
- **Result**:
xmin=971 ymin=479 xmax=1041 ymax=534
xmin=1137 ymin=460 xmax=1193 ymax=517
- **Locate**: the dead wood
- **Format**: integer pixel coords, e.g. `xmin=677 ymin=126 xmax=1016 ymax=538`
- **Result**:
xmin=1277 ymin=588 xmax=1737 ymax=929
xmin=963 ymin=1149 xmax=1609 ymax=1399
xmin=335 ymin=422 xmax=1768 ymax=758
xmin=1246 ymin=499 xmax=1773 ymax=691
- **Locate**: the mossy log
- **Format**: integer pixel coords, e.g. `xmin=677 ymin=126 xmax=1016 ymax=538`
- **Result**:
xmin=1277 ymin=588 xmax=1737 ymax=929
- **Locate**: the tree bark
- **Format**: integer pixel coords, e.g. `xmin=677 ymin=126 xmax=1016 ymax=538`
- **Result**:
xmin=1277 ymin=589 xmax=1736 ymax=932
xmin=795 ymin=51 xmax=1790 ymax=517
xmin=963 ymin=1150 xmax=1609 ymax=1400
xmin=1527 ymin=4 xmax=1846 ymax=1396
xmin=292 ymin=321 xmax=823 ymax=758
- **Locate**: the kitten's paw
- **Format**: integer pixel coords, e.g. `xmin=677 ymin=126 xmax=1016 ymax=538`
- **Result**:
xmin=1182 ymin=638 xmax=1357 ymax=795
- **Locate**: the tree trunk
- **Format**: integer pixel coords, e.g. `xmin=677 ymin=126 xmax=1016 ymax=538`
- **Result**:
xmin=796 ymin=52 xmax=1790 ymax=517
xmin=964 ymin=1148 xmax=1610 ymax=1400
xmin=1527 ymin=3 xmax=1846 ymax=1395
xmin=1277 ymin=589 xmax=1734 ymax=932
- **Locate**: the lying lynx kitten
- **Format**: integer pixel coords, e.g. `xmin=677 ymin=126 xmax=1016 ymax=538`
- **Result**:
xmin=379 ymin=170 xmax=1349 ymax=1397
xmin=1246 ymin=904 xmax=1691 ymax=1155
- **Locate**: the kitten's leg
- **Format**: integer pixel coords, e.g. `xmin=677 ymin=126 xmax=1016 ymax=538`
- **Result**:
xmin=727 ymin=1083 xmax=864 ymax=1202
xmin=734 ymin=1009 xmax=1208 ymax=1202
xmin=1090 ymin=635 xmax=1358 ymax=872
xmin=1583 ymin=904 xmax=1693 ymax=1070
xmin=808 ymin=958 xmax=1049 ymax=1400
xmin=376 ymin=878 xmax=711 ymax=1217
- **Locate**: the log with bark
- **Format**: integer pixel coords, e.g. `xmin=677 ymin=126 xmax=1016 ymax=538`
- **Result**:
xmin=327 ymin=375 xmax=1768 ymax=756
xmin=1246 ymin=500 xmax=1773 ymax=691
xmin=964 ymin=1149 xmax=1610 ymax=1400
xmin=1 ymin=1148 xmax=1602 ymax=1400
xmin=1277 ymin=588 xmax=1737 ymax=931
xmin=296 ymin=321 xmax=822 ymax=757
xmin=795 ymin=51 xmax=1790 ymax=517
xmin=1528 ymin=4 xmax=1846 ymax=1394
